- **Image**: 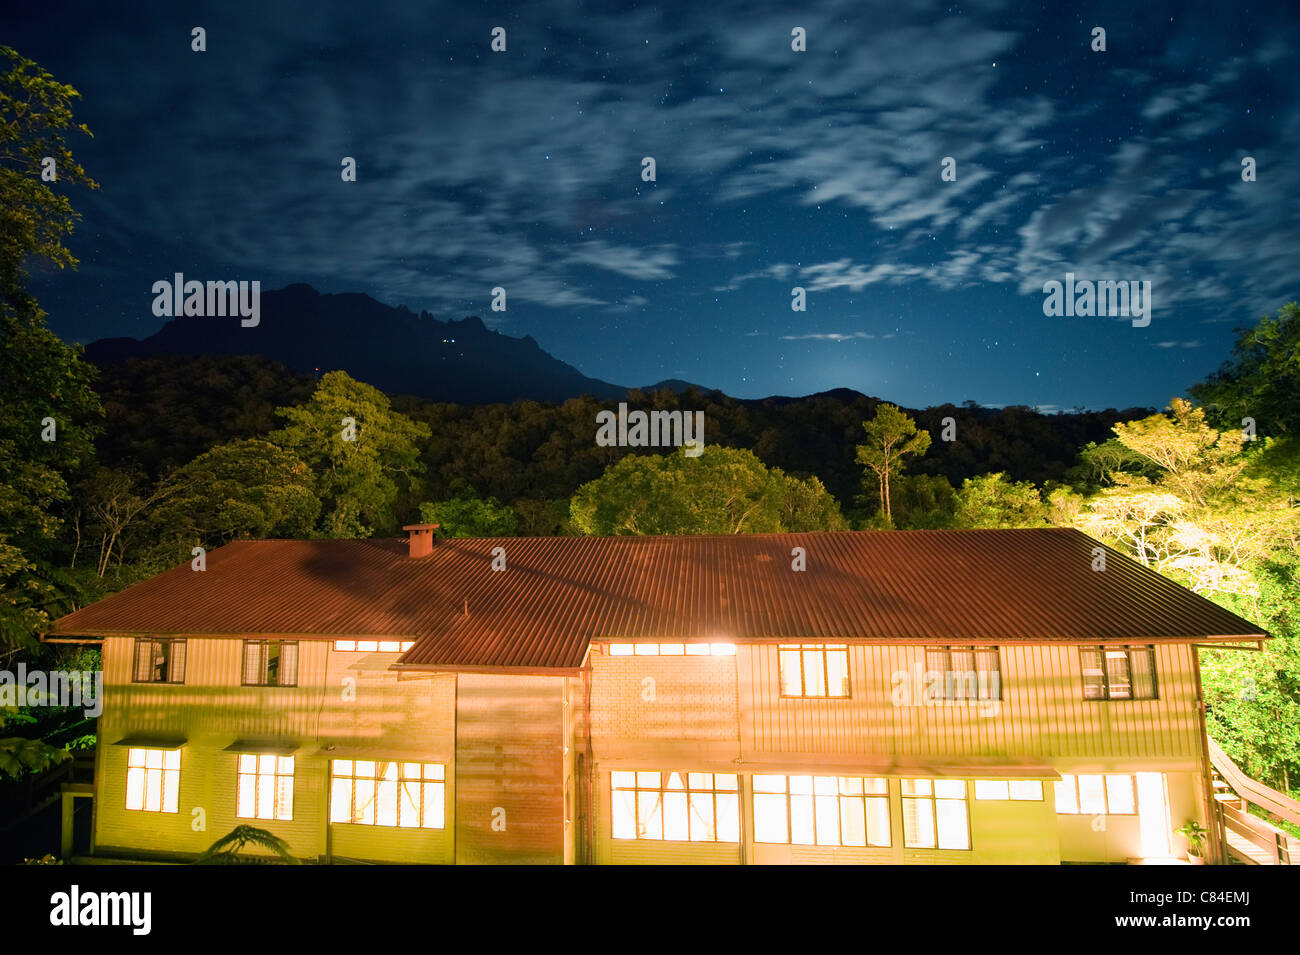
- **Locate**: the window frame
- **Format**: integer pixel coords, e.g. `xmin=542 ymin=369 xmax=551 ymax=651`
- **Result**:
xmin=236 ymin=753 xmax=295 ymax=821
xmin=1079 ymin=645 xmax=1158 ymax=701
xmin=329 ymin=759 xmax=446 ymax=829
xmin=131 ymin=637 xmax=187 ymax=684
xmin=241 ymin=639 xmax=299 ymax=687
xmin=1053 ymin=773 xmax=1139 ymax=815
xmin=924 ymin=645 xmax=1002 ymax=701
xmin=609 ymin=770 xmax=740 ymax=843
xmin=901 ymin=778 xmax=971 ymax=850
xmin=124 ymin=747 xmax=181 ymax=813
xmin=751 ymin=774 xmax=891 ymax=848
xmin=777 ymin=644 xmax=851 ymax=699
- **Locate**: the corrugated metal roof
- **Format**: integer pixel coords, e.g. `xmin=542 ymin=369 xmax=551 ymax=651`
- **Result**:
xmin=47 ymin=529 xmax=1266 ymax=670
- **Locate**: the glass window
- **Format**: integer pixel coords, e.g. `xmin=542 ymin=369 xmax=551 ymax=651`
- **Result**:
xmin=611 ymin=770 xmax=739 ymax=842
xmin=237 ymin=753 xmax=294 ymax=820
xmin=124 ymin=747 xmax=180 ymax=813
xmin=778 ymin=645 xmax=850 ymax=698
xmin=1054 ymin=774 xmax=1139 ymax=815
xmin=924 ymin=646 xmax=1001 ymax=701
xmin=902 ymin=778 xmax=969 ymax=849
xmin=1080 ymin=646 xmax=1157 ymax=700
xmin=242 ymin=640 xmax=298 ymax=687
xmin=132 ymin=638 xmax=187 ymax=684
xmin=751 ymin=775 xmax=890 ymax=847
xmin=330 ymin=759 xmax=444 ymax=828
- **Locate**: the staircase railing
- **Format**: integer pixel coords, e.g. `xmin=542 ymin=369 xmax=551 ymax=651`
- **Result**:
xmin=1207 ymin=737 xmax=1299 ymax=865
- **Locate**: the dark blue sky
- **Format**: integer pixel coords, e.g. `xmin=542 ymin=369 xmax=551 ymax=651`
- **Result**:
xmin=10 ymin=0 xmax=1299 ymax=409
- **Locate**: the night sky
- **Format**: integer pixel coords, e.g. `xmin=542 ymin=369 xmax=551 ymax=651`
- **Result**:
xmin=9 ymin=1 xmax=1298 ymax=409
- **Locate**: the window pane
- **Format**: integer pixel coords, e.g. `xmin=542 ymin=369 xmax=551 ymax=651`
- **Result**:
xmin=1078 ymin=774 xmax=1107 ymax=814
xmin=237 ymin=772 xmax=256 ymax=817
xmin=663 ymin=792 xmax=689 ymax=840
xmin=1054 ymin=776 xmax=1077 ymax=813
xmin=376 ymin=779 xmax=398 ymax=826
xmin=636 ymin=771 xmax=660 ymax=789
xmin=685 ymin=643 xmax=710 ymax=655
xmin=925 ymin=649 xmax=947 ymax=700
xmin=975 ymin=780 xmax=1009 ymax=800
xmin=637 ymin=791 xmax=662 ymax=839
xmin=1105 ymin=651 xmax=1132 ymax=699
xmin=716 ymin=793 xmax=740 ymax=842
xmin=276 ymin=774 xmax=293 ymax=821
xmin=753 ymin=793 xmax=788 ymax=843
xmin=659 ymin=644 xmax=684 ymax=655
xmin=1080 ymin=648 xmax=1105 ymax=699
xmin=1106 ymin=775 xmax=1136 ymax=814
xmin=688 ymin=792 xmax=715 ymax=841
xmin=815 ymin=794 xmax=840 ymax=846
xmin=422 ymin=783 xmax=445 ymax=829
xmin=790 ymin=794 xmax=815 ymax=845
xmin=609 ymin=644 xmax=634 ymax=656
xmin=779 ymin=650 xmax=802 ymax=696
xmin=839 ymin=796 xmax=866 ymax=846
xmin=1010 ymin=780 xmax=1043 ymax=800
xmin=399 ymin=780 xmax=420 ymax=828
xmin=710 ymin=643 xmax=736 ymax=655
xmin=611 ymin=789 xmax=636 ymax=839
xmin=901 ymin=778 xmax=931 ymax=796
xmin=126 ymin=767 xmax=144 ymax=810
xmin=950 ymin=649 xmax=976 ymax=700
xmin=330 ymin=778 xmax=351 ymax=822
xmin=752 ymin=774 xmax=787 ymax=794
xmin=903 ymin=798 xmax=934 ymax=848
xmin=827 ymin=650 xmax=849 ymax=696
xmin=934 ymin=779 xmax=965 ymax=799
xmin=866 ymin=797 xmax=891 ymax=847
xmin=936 ymin=799 xmax=970 ymax=850
xmin=803 ymin=651 xmax=827 ymax=696
xmin=1130 ymin=647 xmax=1157 ymax=699
xmin=714 ymin=774 xmax=738 ymax=791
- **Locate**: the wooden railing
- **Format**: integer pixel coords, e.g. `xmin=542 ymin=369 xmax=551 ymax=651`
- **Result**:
xmin=1207 ymin=737 xmax=1299 ymax=865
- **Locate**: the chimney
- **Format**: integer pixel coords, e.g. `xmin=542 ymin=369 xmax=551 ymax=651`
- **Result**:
xmin=402 ymin=523 xmax=440 ymax=559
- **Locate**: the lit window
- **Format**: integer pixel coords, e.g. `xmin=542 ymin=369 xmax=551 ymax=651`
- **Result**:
xmin=606 ymin=643 xmax=735 ymax=656
xmin=132 ymin=638 xmax=187 ymax=684
xmin=125 ymin=747 xmax=180 ymax=813
xmin=242 ymin=640 xmax=298 ymax=687
xmin=237 ymin=754 xmax=294 ymax=820
xmin=330 ymin=759 xmax=445 ymax=828
xmin=751 ymin=775 xmax=890 ymax=847
xmin=924 ymin=646 xmax=1001 ymax=701
xmin=901 ymin=778 xmax=969 ymax=850
xmin=611 ymin=771 xmax=739 ymax=843
xmin=1080 ymin=646 xmax=1157 ymax=700
xmin=1054 ymin=774 xmax=1138 ymax=815
xmin=333 ymin=640 xmax=414 ymax=652
xmin=778 ymin=644 xmax=850 ymax=698
xmin=973 ymin=779 xmax=1044 ymax=800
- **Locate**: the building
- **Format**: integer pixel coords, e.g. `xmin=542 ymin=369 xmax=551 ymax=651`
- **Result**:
xmin=45 ymin=526 xmax=1268 ymax=865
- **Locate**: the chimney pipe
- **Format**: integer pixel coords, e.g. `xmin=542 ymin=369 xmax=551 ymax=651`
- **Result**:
xmin=402 ymin=523 xmax=440 ymax=559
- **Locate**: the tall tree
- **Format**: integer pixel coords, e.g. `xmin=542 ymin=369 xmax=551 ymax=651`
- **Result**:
xmin=855 ymin=404 xmax=931 ymax=525
xmin=268 ymin=371 xmax=430 ymax=537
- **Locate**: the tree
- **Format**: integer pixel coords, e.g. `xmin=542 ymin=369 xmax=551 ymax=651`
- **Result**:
xmin=150 ymin=439 xmax=320 ymax=558
xmin=419 ymin=492 xmax=518 ymax=538
xmin=1199 ymin=552 xmax=1300 ymax=793
xmin=1191 ymin=302 xmax=1300 ymax=437
xmin=570 ymin=446 xmax=846 ymax=536
xmin=855 ymin=404 xmax=930 ymax=525
xmin=268 ymin=371 xmax=430 ymax=537
xmin=951 ymin=473 xmax=1051 ymax=529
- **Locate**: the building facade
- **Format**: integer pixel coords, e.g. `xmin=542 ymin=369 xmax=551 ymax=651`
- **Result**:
xmin=50 ymin=528 xmax=1265 ymax=864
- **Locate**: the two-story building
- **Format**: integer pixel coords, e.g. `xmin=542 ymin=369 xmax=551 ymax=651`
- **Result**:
xmin=46 ymin=526 xmax=1266 ymax=864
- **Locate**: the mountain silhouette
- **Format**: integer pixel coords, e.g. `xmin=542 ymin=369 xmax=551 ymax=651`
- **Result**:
xmin=84 ymin=283 xmax=667 ymax=403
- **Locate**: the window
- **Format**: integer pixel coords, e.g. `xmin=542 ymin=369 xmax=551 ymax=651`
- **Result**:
xmin=924 ymin=646 xmax=1001 ymax=701
xmin=333 ymin=640 xmax=414 ymax=652
xmin=778 ymin=644 xmax=849 ymax=698
xmin=237 ymin=754 xmax=294 ymax=820
xmin=242 ymin=640 xmax=298 ymax=687
xmin=1080 ymin=646 xmax=1157 ymax=700
xmin=610 ymin=771 xmax=739 ymax=842
xmin=751 ymin=775 xmax=890 ymax=847
xmin=125 ymin=747 xmax=180 ymax=812
xmin=973 ymin=779 xmax=1044 ymax=800
xmin=330 ymin=760 xmax=445 ymax=828
xmin=901 ymin=779 xmax=970 ymax=849
xmin=1054 ymin=774 xmax=1137 ymax=815
xmin=132 ymin=637 xmax=186 ymax=684
xmin=607 ymin=643 xmax=735 ymax=656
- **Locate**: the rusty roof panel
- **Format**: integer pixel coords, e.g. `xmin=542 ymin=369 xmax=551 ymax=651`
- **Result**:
xmin=47 ymin=529 xmax=1266 ymax=669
